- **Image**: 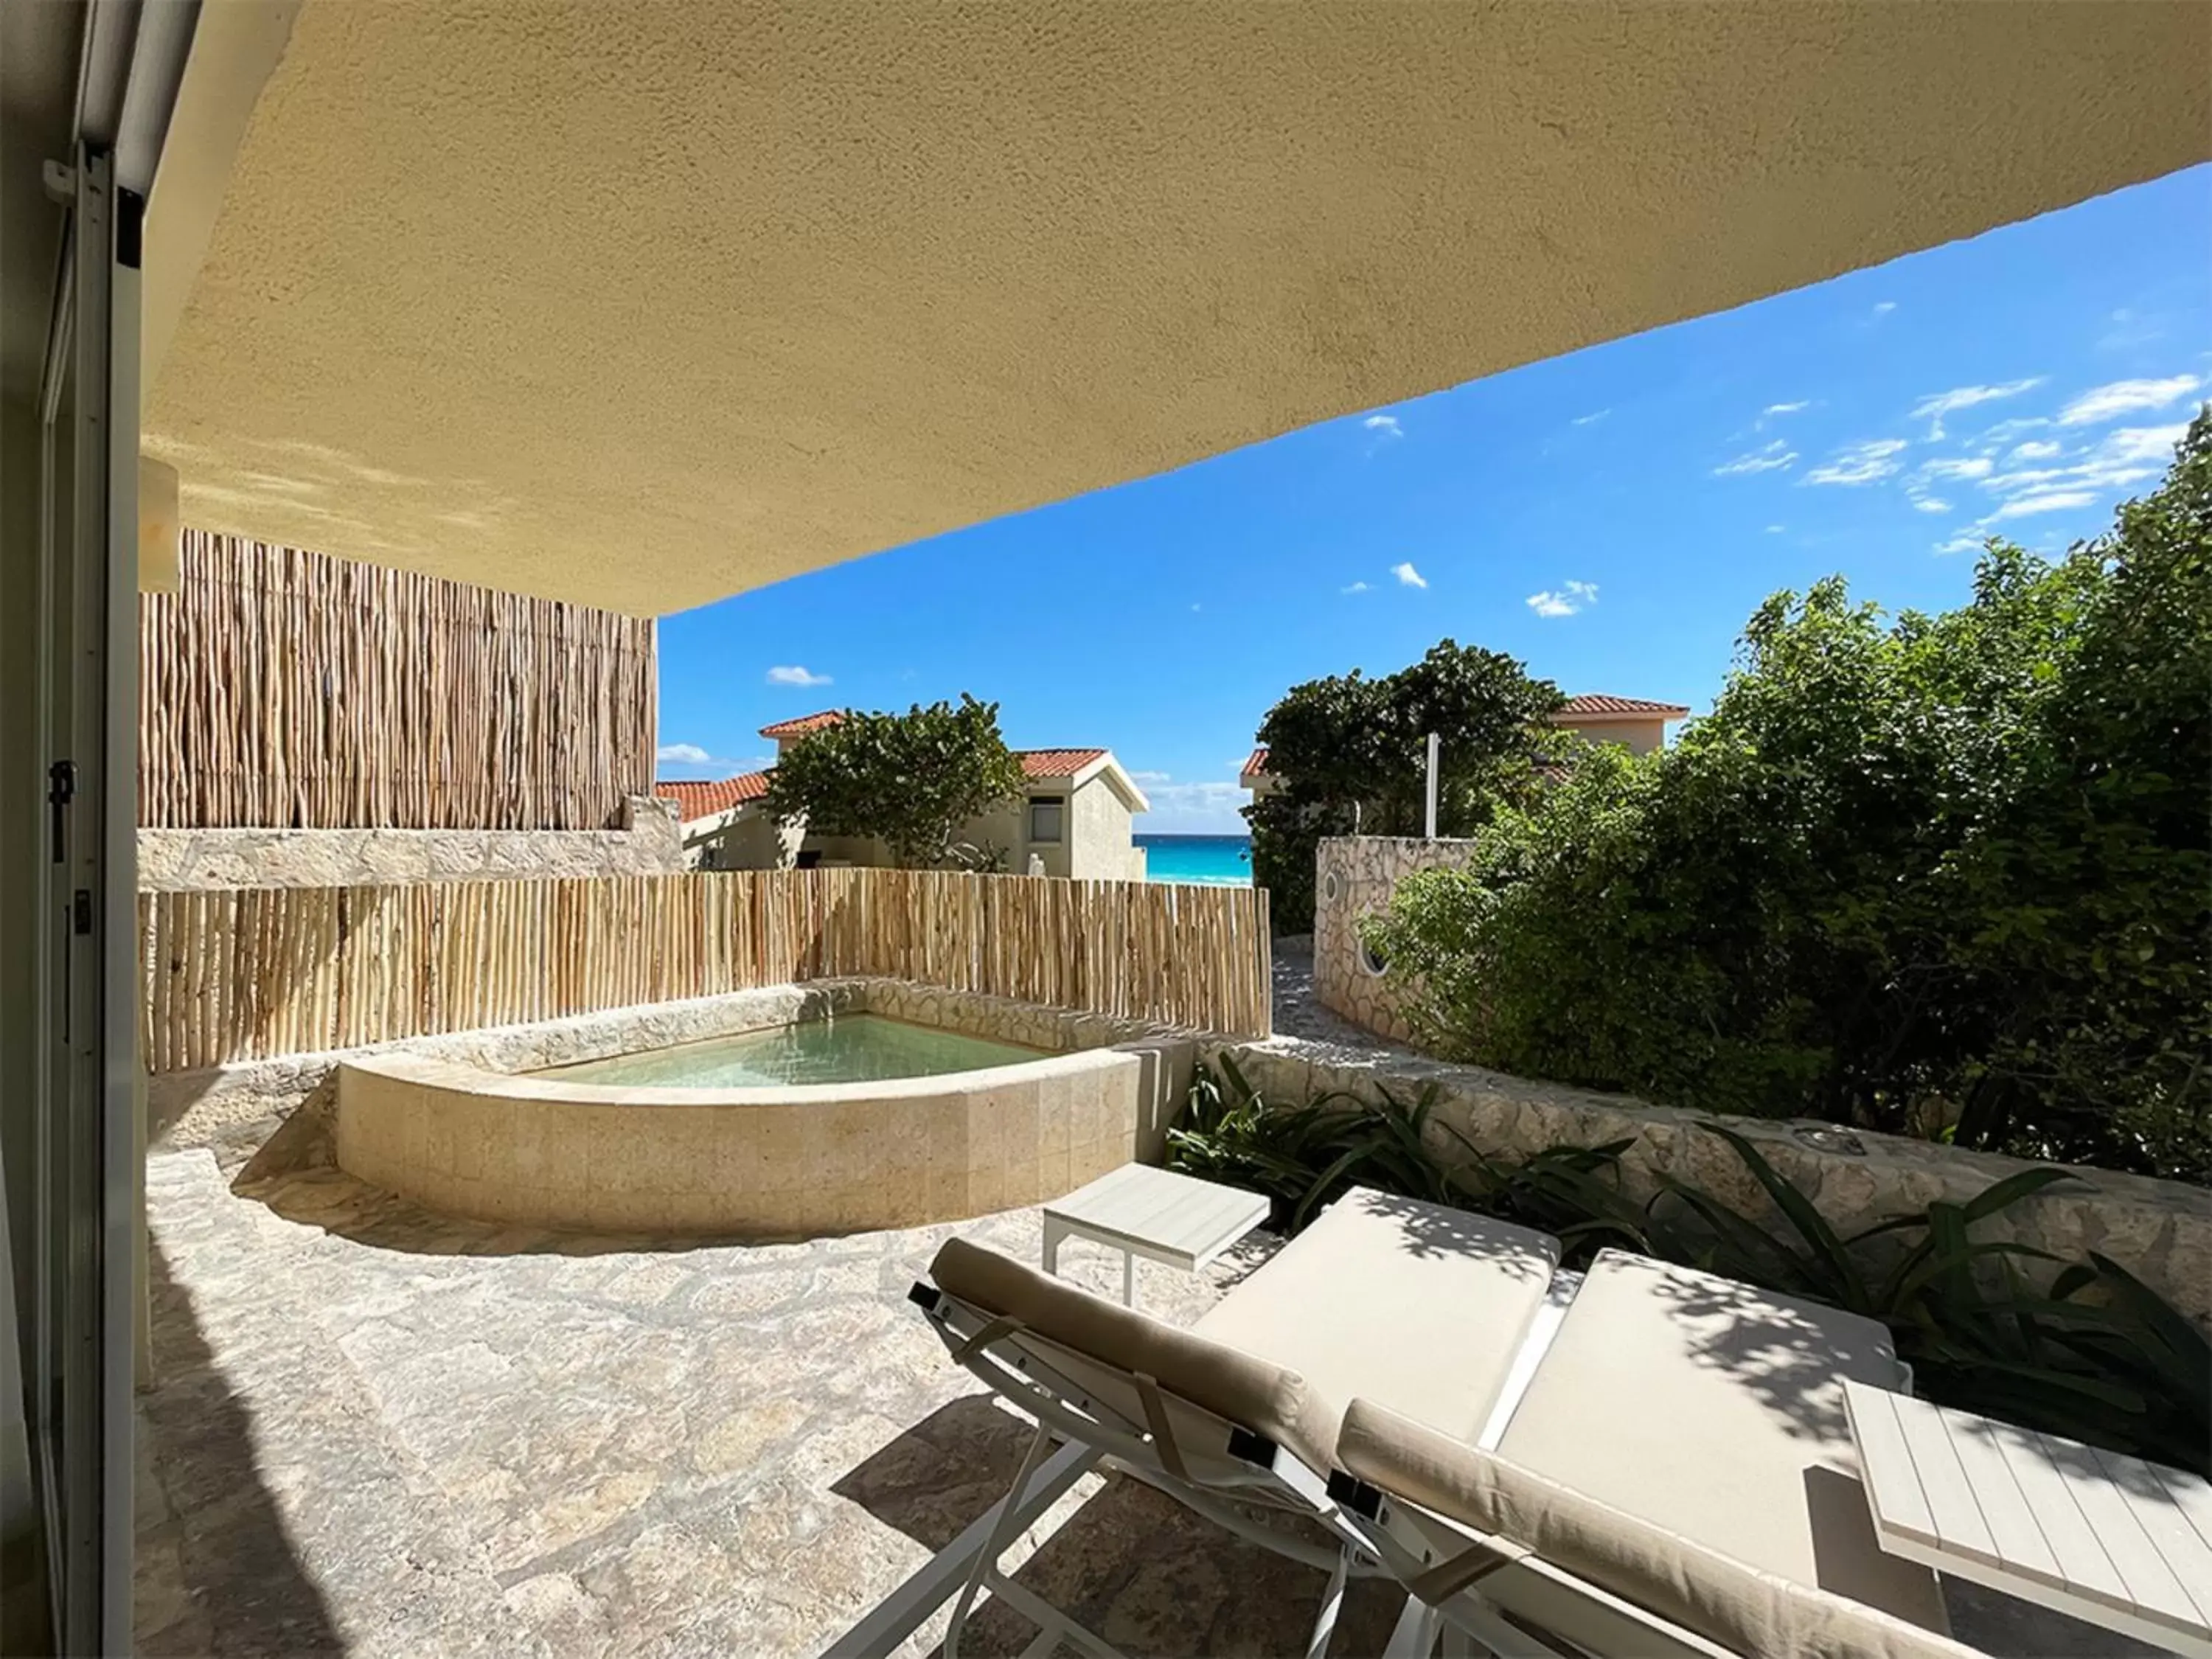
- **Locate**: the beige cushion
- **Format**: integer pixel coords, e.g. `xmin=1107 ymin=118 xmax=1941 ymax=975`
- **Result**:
xmin=930 ymin=1234 xmax=1340 ymax=1468
xmin=1499 ymin=1249 xmax=1948 ymax=1632
xmin=1193 ymin=1186 xmax=1559 ymax=1445
xmin=1338 ymin=1401 xmax=1980 ymax=1659
xmin=930 ymin=1186 xmax=1559 ymax=1468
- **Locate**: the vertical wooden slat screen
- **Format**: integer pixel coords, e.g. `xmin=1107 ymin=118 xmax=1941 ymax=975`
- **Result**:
xmin=138 ymin=869 xmax=1272 ymax=1071
xmin=139 ymin=531 xmax=655 ymax=830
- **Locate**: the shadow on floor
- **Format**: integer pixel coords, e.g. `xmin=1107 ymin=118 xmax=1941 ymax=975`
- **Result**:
xmin=831 ymin=1395 xmax=1403 ymax=1658
xmin=136 ymin=1240 xmax=343 ymax=1657
xmin=237 ymin=1164 xmax=765 ymax=1260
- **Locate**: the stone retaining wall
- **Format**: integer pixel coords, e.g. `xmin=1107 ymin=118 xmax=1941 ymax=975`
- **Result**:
xmin=1215 ymin=1040 xmax=2212 ymax=1333
xmin=1311 ymin=835 xmax=1478 ymax=1041
xmin=137 ymin=794 xmax=685 ymax=891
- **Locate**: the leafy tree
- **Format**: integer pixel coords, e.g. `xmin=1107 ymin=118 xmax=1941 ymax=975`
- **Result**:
xmin=1368 ymin=411 xmax=2212 ymax=1180
xmin=1246 ymin=641 xmax=1565 ymax=930
xmin=761 ymin=695 xmax=1026 ymax=869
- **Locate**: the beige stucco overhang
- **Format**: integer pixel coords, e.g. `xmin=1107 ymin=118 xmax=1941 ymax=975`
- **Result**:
xmin=143 ymin=1 xmax=2211 ymax=616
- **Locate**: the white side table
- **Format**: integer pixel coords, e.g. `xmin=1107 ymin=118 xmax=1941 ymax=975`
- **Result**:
xmin=1040 ymin=1164 xmax=1270 ymax=1308
xmin=1845 ymin=1380 xmax=2212 ymax=1658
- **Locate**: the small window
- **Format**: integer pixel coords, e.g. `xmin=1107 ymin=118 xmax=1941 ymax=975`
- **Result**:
xmin=1360 ymin=940 xmax=1390 ymax=978
xmin=1029 ymin=796 xmax=1065 ymax=844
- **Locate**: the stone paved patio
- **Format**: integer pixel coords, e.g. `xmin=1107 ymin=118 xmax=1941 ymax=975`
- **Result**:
xmin=141 ymin=1141 xmax=2146 ymax=1658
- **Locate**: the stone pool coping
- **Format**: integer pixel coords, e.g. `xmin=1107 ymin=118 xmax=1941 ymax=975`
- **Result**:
xmin=334 ymin=988 xmax=1197 ymax=1234
xmin=159 ymin=977 xmax=1205 ymax=1173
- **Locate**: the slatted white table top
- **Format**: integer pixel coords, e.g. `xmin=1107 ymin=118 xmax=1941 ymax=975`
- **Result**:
xmin=1845 ymin=1380 xmax=2212 ymax=1658
xmin=1042 ymin=1164 xmax=1271 ymax=1270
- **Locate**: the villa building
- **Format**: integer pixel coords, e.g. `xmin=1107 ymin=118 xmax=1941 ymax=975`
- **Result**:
xmin=1239 ymin=692 xmax=1691 ymax=795
xmin=661 ymin=712 xmax=1151 ymax=880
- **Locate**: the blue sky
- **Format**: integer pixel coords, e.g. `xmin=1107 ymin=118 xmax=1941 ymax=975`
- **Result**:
xmin=658 ymin=166 xmax=2211 ymax=833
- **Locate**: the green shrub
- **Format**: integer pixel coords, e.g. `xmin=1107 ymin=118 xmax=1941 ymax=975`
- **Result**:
xmin=1245 ymin=641 xmax=1567 ymax=932
xmin=1169 ymin=1060 xmax=2211 ymax=1474
xmin=1366 ymin=413 xmax=2212 ymax=1181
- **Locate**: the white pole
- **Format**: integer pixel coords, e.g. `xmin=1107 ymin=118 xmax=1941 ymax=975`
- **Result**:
xmin=1424 ymin=731 xmax=1440 ymax=839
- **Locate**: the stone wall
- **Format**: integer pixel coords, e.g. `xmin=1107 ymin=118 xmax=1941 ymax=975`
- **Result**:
xmin=1214 ymin=1040 xmax=2212 ymax=1335
xmin=1312 ymin=835 xmax=1478 ymax=1041
xmin=137 ymin=794 xmax=684 ymax=891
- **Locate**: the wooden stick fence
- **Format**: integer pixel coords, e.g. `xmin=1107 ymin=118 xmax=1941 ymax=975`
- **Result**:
xmin=139 ymin=869 xmax=1272 ymax=1071
xmin=139 ymin=531 xmax=655 ymax=830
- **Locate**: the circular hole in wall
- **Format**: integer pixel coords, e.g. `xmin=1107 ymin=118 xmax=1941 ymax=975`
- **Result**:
xmin=1359 ymin=941 xmax=1389 ymax=977
xmin=1321 ymin=869 xmax=1342 ymax=905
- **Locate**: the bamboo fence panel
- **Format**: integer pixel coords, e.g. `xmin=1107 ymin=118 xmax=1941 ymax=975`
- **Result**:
xmin=139 ymin=530 xmax=655 ymax=831
xmin=139 ymin=869 xmax=1271 ymax=1071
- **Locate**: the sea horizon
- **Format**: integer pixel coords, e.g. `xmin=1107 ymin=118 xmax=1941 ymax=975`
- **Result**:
xmin=1135 ymin=832 xmax=1252 ymax=886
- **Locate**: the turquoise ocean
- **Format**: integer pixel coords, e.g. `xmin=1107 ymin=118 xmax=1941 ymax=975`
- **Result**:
xmin=1136 ymin=834 xmax=1253 ymax=886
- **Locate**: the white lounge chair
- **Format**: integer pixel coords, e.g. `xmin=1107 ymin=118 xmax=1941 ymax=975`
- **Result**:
xmin=828 ymin=1186 xmax=1561 ymax=1659
xmin=1327 ymin=1249 xmax=1979 ymax=1658
xmin=832 ymin=1194 xmax=1972 ymax=1659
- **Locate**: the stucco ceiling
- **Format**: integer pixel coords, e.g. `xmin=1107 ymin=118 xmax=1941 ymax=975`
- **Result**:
xmin=145 ymin=1 xmax=2210 ymax=616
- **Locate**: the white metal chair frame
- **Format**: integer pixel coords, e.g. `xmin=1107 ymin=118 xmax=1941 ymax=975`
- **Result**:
xmin=827 ymin=1279 xmax=1397 ymax=1659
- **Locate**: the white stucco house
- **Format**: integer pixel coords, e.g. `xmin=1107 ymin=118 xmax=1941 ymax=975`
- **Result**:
xmin=659 ymin=712 xmax=1150 ymax=880
xmin=1239 ymin=692 xmax=1691 ymax=796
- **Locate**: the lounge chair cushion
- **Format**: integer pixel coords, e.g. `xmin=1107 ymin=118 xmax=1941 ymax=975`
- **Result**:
xmin=1193 ymin=1186 xmax=1559 ymax=1445
xmin=930 ymin=1234 xmax=1340 ymax=1469
xmin=1338 ymin=1400 xmax=1979 ymax=1659
xmin=1498 ymin=1249 xmax=1949 ymax=1632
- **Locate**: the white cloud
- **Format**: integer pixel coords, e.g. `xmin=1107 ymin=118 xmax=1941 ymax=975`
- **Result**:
xmin=1805 ymin=439 xmax=1909 ymax=486
xmin=1934 ymin=533 xmax=1986 ymax=556
xmin=1871 ymin=301 xmax=1897 ymax=316
xmin=1364 ymin=414 xmax=1403 ymax=437
xmin=1129 ymin=769 xmax=1172 ymax=785
xmin=2006 ymin=439 xmax=2062 ymax=462
xmin=1762 ymin=401 xmax=1811 ymax=417
xmin=1920 ymin=456 xmax=1993 ymax=481
xmin=2095 ymin=424 xmax=2187 ymax=467
xmin=1764 ymin=524 xmax=1785 ymax=534
xmin=1991 ymin=489 xmax=2098 ymax=521
xmin=1909 ymin=378 xmax=2043 ymax=439
xmin=1341 ymin=580 xmax=1371 ymax=594
xmin=1713 ymin=439 xmax=1798 ymax=476
xmin=2057 ymin=375 xmax=2200 ymax=426
xmin=1526 ymin=579 xmax=1597 ymax=619
xmin=654 ymin=742 xmax=766 ymax=777
xmin=1571 ymin=408 xmax=1610 ymax=426
xmin=765 ymin=665 xmax=832 ymax=687
xmin=1391 ymin=562 xmax=1427 ymax=589
xmin=1915 ymin=498 xmax=1951 ymax=514
xmin=1135 ymin=779 xmax=1249 ymax=834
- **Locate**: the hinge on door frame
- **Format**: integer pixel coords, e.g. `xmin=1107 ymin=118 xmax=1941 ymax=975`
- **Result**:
xmin=47 ymin=759 xmax=76 ymax=863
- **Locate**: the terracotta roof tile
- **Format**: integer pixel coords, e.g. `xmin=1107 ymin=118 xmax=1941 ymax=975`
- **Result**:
xmin=1018 ymin=748 xmax=1108 ymax=779
xmin=758 ymin=710 xmax=846 ymax=738
xmin=655 ymin=771 xmax=771 ymax=818
xmin=1241 ymin=746 xmax=1271 ymax=779
xmin=1553 ymin=694 xmax=1691 ymax=718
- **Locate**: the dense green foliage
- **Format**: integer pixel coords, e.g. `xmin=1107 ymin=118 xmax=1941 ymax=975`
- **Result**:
xmin=760 ymin=695 xmax=1026 ymax=869
xmin=1170 ymin=1057 xmax=2210 ymax=1473
xmin=1245 ymin=641 xmax=1566 ymax=931
xmin=1367 ymin=414 xmax=2211 ymax=1180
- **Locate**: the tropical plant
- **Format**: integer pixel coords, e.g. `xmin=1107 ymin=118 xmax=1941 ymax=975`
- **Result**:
xmin=1245 ymin=641 xmax=1568 ymax=931
xmin=761 ymin=694 xmax=1026 ymax=869
xmin=1365 ymin=415 xmax=2212 ymax=1180
xmin=1169 ymin=1060 xmax=2211 ymax=1472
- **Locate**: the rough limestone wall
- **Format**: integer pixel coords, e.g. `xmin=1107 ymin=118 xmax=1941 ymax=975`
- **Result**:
xmin=1311 ymin=835 xmax=1480 ymax=1042
xmin=1214 ymin=1040 xmax=2212 ymax=1335
xmin=138 ymin=795 xmax=684 ymax=890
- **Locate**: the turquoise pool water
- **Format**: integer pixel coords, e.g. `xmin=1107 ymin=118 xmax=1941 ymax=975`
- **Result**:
xmin=532 ymin=1015 xmax=1045 ymax=1088
xmin=1138 ymin=833 xmax=1253 ymax=886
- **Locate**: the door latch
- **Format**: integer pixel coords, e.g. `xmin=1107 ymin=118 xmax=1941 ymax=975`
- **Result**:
xmin=46 ymin=759 xmax=75 ymax=863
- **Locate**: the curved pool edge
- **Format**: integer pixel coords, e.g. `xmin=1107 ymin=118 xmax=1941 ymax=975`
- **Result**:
xmin=334 ymin=1040 xmax=1178 ymax=1237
